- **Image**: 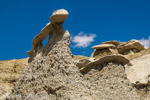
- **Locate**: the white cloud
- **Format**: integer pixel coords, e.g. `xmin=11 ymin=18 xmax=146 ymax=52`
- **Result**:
xmin=71 ymin=32 xmax=97 ymax=48
xmin=139 ymin=36 xmax=150 ymax=48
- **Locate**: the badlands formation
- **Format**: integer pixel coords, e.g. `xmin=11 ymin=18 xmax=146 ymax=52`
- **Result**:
xmin=1 ymin=9 xmax=150 ymax=100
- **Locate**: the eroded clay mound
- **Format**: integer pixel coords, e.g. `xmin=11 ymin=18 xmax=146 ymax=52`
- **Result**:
xmin=82 ymin=62 xmax=141 ymax=100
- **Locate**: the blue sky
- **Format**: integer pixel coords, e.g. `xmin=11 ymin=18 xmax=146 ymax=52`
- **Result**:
xmin=0 ymin=0 xmax=150 ymax=60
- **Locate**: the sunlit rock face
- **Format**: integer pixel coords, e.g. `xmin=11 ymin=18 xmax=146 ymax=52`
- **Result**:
xmin=3 ymin=9 xmax=150 ymax=100
xmin=91 ymin=39 xmax=145 ymax=59
xmin=5 ymin=9 xmax=91 ymax=100
xmin=0 ymin=58 xmax=28 ymax=96
xmin=117 ymin=39 xmax=145 ymax=55
xmin=125 ymin=48 xmax=150 ymax=86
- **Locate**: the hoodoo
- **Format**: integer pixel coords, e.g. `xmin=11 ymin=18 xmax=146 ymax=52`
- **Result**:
xmin=3 ymin=9 xmax=150 ymax=100
xmin=26 ymin=9 xmax=69 ymax=58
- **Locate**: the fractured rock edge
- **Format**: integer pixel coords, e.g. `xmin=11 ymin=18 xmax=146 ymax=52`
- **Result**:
xmin=79 ymin=54 xmax=129 ymax=73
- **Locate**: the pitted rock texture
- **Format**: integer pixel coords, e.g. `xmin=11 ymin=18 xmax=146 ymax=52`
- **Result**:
xmin=5 ymin=29 xmax=92 ymax=100
xmin=2 ymin=47 xmax=150 ymax=100
xmin=0 ymin=55 xmax=87 ymax=99
xmin=82 ymin=62 xmax=150 ymax=100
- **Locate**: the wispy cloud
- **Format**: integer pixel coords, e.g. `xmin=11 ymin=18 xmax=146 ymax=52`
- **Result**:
xmin=71 ymin=32 xmax=97 ymax=48
xmin=139 ymin=36 xmax=150 ymax=48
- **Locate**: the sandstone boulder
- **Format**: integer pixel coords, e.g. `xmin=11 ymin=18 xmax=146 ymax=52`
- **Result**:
xmin=117 ymin=39 xmax=145 ymax=54
xmin=50 ymin=9 xmax=69 ymax=24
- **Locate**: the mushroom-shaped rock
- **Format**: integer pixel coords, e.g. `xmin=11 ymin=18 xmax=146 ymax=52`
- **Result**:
xmin=91 ymin=44 xmax=116 ymax=49
xmin=50 ymin=9 xmax=69 ymax=24
xmin=101 ymin=41 xmax=120 ymax=46
xmin=76 ymin=57 xmax=96 ymax=69
xmin=80 ymin=54 xmax=129 ymax=73
xmin=91 ymin=41 xmax=119 ymax=58
xmin=26 ymin=9 xmax=68 ymax=57
xmin=117 ymin=39 xmax=145 ymax=54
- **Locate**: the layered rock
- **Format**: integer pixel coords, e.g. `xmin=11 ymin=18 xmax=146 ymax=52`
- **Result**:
xmin=76 ymin=57 xmax=96 ymax=69
xmin=117 ymin=39 xmax=145 ymax=55
xmin=91 ymin=39 xmax=145 ymax=59
xmin=90 ymin=41 xmax=119 ymax=59
xmin=80 ymin=55 xmax=129 ymax=73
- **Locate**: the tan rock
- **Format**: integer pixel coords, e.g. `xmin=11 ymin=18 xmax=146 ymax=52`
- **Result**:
xmin=26 ymin=23 xmax=52 ymax=57
xmin=117 ymin=39 xmax=145 ymax=54
xmin=26 ymin=9 xmax=68 ymax=57
xmin=108 ymin=48 xmax=118 ymax=54
xmin=91 ymin=44 xmax=116 ymax=49
xmin=80 ymin=54 xmax=129 ymax=73
xmin=101 ymin=41 xmax=120 ymax=46
xmin=0 ymin=86 xmax=9 ymax=100
xmin=91 ymin=41 xmax=119 ymax=58
xmin=6 ymin=8 xmax=93 ymax=99
xmin=50 ymin=9 xmax=69 ymax=23
xmin=0 ymin=58 xmax=28 ymax=94
xmin=125 ymin=49 xmax=150 ymax=86
xmin=76 ymin=57 xmax=96 ymax=69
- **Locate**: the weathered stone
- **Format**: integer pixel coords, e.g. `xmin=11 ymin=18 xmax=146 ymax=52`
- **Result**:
xmin=117 ymin=39 xmax=145 ymax=54
xmin=26 ymin=23 xmax=52 ymax=57
xmin=108 ymin=48 xmax=118 ymax=54
xmin=5 ymin=9 xmax=93 ymax=100
xmin=3 ymin=9 xmax=150 ymax=100
xmin=82 ymin=62 xmax=141 ymax=100
xmin=50 ymin=9 xmax=69 ymax=24
xmin=80 ymin=55 xmax=129 ymax=73
xmin=91 ymin=44 xmax=116 ymax=49
xmin=125 ymin=50 xmax=150 ymax=86
xmin=91 ymin=41 xmax=119 ymax=58
xmin=76 ymin=57 xmax=96 ymax=69
xmin=91 ymin=48 xmax=113 ymax=59
xmin=26 ymin=9 xmax=68 ymax=57
xmin=101 ymin=41 xmax=120 ymax=46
